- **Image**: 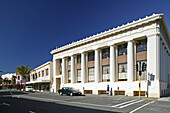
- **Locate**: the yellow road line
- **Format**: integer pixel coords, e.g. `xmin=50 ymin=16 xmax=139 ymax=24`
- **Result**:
xmin=142 ymin=98 xmax=157 ymax=101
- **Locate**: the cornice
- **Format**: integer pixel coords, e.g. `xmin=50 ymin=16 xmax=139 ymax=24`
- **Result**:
xmin=30 ymin=61 xmax=52 ymax=73
xmin=51 ymin=14 xmax=165 ymax=55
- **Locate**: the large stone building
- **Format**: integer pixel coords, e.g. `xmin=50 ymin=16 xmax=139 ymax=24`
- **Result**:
xmin=51 ymin=14 xmax=170 ymax=98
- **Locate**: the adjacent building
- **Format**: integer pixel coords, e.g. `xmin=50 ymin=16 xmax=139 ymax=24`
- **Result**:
xmin=51 ymin=14 xmax=170 ymax=98
xmin=27 ymin=61 xmax=53 ymax=92
xmin=1 ymin=73 xmax=22 ymax=85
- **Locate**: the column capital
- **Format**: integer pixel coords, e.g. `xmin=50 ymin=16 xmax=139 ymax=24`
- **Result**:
xmin=109 ymin=44 xmax=117 ymax=47
xmin=127 ymin=40 xmax=135 ymax=43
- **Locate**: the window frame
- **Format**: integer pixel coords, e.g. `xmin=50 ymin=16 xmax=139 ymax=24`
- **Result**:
xmin=88 ymin=67 xmax=95 ymax=82
xmin=102 ymin=65 xmax=110 ymax=82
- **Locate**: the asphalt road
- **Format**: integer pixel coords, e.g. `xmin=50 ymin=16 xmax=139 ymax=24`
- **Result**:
xmin=0 ymin=90 xmax=170 ymax=113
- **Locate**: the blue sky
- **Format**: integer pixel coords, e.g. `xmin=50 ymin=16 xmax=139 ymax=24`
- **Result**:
xmin=0 ymin=0 xmax=170 ymax=76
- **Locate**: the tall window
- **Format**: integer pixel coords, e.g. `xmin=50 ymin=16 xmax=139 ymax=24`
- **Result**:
xmin=136 ymin=61 xmax=147 ymax=80
xmin=60 ymin=59 xmax=62 ymax=67
xmin=18 ymin=76 xmax=20 ymax=80
xmin=88 ymin=68 xmax=95 ymax=82
xmin=35 ymin=73 xmax=37 ymax=79
xmin=33 ymin=74 xmax=34 ymax=80
xmin=77 ymin=55 xmax=81 ymax=63
xmin=118 ymin=63 xmax=127 ymax=80
xmin=136 ymin=39 xmax=147 ymax=53
xmin=102 ymin=66 xmax=110 ymax=82
xmin=42 ymin=70 xmax=44 ymax=77
xmin=102 ymin=48 xmax=110 ymax=59
xmin=68 ymin=70 xmax=71 ymax=83
xmin=46 ymin=69 xmax=49 ymax=76
xmin=38 ymin=72 xmax=40 ymax=77
xmin=118 ymin=43 xmax=127 ymax=56
xmin=88 ymin=51 xmax=94 ymax=61
xmin=68 ymin=57 xmax=71 ymax=65
xmin=77 ymin=69 xmax=81 ymax=83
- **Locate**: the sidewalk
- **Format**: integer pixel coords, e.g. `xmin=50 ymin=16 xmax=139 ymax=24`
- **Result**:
xmin=157 ymin=96 xmax=170 ymax=102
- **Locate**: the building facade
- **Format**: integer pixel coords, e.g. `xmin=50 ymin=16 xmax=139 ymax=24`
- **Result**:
xmin=27 ymin=61 xmax=53 ymax=92
xmin=51 ymin=14 xmax=170 ymax=98
xmin=1 ymin=73 xmax=22 ymax=85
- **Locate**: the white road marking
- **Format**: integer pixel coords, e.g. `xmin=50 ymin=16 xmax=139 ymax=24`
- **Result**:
xmin=10 ymin=92 xmax=12 ymax=95
xmin=129 ymin=101 xmax=155 ymax=113
xmin=111 ymin=99 xmax=138 ymax=107
xmin=29 ymin=111 xmax=36 ymax=113
xmin=2 ymin=103 xmax=11 ymax=106
xmin=119 ymin=100 xmax=144 ymax=108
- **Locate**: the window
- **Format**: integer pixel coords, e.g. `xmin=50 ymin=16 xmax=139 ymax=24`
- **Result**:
xmin=136 ymin=61 xmax=147 ymax=80
xmin=102 ymin=66 xmax=110 ymax=82
xmin=35 ymin=73 xmax=37 ymax=79
xmin=88 ymin=68 xmax=95 ymax=82
xmin=68 ymin=70 xmax=71 ymax=83
xmin=88 ymin=51 xmax=94 ymax=61
xmin=118 ymin=43 xmax=127 ymax=56
xmin=118 ymin=63 xmax=127 ymax=80
xmin=42 ymin=70 xmax=44 ymax=77
xmin=102 ymin=48 xmax=110 ymax=59
xmin=77 ymin=69 xmax=81 ymax=83
xmin=77 ymin=55 xmax=81 ymax=63
xmin=18 ymin=76 xmax=20 ymax=80
xmin=46 ymin=69 xmax=49 ymax=76
xmin=38 ymin=72 xmax=40 ymax=77
xmin=33 ymin=74 xmax=34 ymax=80
xmin=60 ymin=59 xmax=62 ymax=67
xmin=136 ymin=39 xmax=147 ymax=53
xmin=68 ymin=57 xmax=71 ymax=65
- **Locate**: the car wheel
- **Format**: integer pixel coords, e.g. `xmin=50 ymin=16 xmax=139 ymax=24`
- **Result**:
xmin=70 ymin=92 xmax=73 ymax=96
xmin=59 ymin=92 xmax=63 ymax=96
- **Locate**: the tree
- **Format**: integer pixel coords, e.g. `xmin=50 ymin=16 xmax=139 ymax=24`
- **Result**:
xmin=16 ymin=65 xmax=31 ymax=91
xmin=0 ymin=71 xmax=3 ymax=73
xmin=0 ymin=76 xmax=2 ymax=84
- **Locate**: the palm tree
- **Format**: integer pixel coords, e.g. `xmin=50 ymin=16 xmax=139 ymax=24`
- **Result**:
xmin=0 ymin=71 xmax=3 ymax=73
xmin=16 ymin=65 xmax=31 ymax=91
xmin=0 ymin=76 xmax=2 ymax=84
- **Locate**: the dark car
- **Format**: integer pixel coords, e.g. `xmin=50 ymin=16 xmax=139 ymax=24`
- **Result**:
xmin=58 ymin=87 xmax=82 ymax=96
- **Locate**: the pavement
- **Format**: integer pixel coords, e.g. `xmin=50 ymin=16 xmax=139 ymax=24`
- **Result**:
xmin=1 ymin=89 xmax=170 ymax=102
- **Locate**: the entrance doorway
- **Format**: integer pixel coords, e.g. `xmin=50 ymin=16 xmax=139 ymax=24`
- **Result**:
xmin=56 ymin=78 xmax=61 ymax=92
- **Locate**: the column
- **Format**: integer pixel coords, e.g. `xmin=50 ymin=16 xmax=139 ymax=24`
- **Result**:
xmin=147 ymin=34 xmax=160 ymax=80
xmin=53 ymin=59 xmax=57 ymax=93
xmin=62 ymin=58 xmax=66 ymax=84
xmin=110 ymin=45 xmax=116 ymax=82
xmin=81 ymin=52 xmax=86 ymax=83
xmin=95 ymin=49 xmax=100 ymax=83
xmin=127 ymin=40 xmax=134 ymax=82
xmin=71 ymin=55 xmax=75 ymax=84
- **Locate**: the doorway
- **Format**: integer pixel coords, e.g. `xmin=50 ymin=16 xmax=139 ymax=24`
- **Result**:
xmin=56 ymin=78 xmax=61 ymax=92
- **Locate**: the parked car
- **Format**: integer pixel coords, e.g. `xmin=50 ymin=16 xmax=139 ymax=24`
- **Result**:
xmin=25 ymin=86 xmax=33 ymax=92
xmin=58 ymin=87 xmax=82 ymax=96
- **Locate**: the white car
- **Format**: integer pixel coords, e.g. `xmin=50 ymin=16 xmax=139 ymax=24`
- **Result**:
xmin=25 ymin=86 xmax=33 ymax=92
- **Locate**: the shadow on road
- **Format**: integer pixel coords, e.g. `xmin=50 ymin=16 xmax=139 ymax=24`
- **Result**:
xmin=0 ymin=90 xmax=28 ymax=96
xmin=0 ymin=96 xmax=120 ymax=113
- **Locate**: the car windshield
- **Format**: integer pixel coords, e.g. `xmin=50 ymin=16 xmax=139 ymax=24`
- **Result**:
xmin=65 ymin=87 xmax=76 ymax=90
